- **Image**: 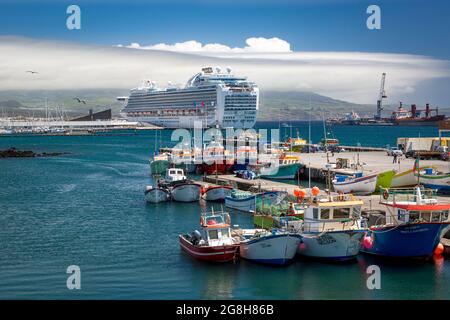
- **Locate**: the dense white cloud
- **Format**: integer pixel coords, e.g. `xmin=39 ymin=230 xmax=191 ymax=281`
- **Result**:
xmin=1 ymin=36 xmax=449 ymax=104
xmin=117 ymin=37 xmax=292 ymax=53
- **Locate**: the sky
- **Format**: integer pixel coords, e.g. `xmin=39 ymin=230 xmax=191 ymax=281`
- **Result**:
xmin=0 ymin=0 xmax=449 ymax=105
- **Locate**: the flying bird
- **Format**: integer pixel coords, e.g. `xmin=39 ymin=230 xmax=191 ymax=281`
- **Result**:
xmin=73 ymin=97 xmax=87 ymax=104
xmin=26 ymin=70 xmax=38 ymax=74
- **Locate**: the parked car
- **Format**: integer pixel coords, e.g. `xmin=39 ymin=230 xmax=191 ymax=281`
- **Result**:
xmin=387 ymin=147 xmax=403 ymax=157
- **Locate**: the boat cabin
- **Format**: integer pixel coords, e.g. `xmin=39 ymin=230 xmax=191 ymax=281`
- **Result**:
xmin=379 ymin=187 xmax=450 ymax=225
xmin=165 ymin=168 xmax=186 ymax=182
xmin=199 ymin=211 xmax=235 ymax=246
xmin=303 ymin=195 xmax=364 ymax=233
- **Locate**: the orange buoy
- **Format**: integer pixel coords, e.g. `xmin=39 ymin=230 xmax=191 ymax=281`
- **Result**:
xmin=311 ymin=186 xmax=320 ymax=196
xmin=434 ymin=242 xmax=444 ymax=256
xmin=298 ymin=189 xmax=307 ymax=198
xmin=293 ymin=188 xmax=300 ymax=197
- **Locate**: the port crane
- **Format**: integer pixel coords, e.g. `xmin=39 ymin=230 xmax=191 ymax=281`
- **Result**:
xmin=375 ymin=72 xmax=387 ymax=120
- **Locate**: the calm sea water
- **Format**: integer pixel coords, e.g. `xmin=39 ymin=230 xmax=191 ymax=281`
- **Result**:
xmin=0 ymin=122 xmax=448 ymax=299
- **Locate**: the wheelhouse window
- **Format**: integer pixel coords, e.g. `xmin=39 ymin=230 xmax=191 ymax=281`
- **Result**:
xmin=408 ymin=211 xmax=420 ymax=223
xmin=431 ymin=212 xmax=441 ymax=222
xmin=313 ymin=208 xmax=319 ymax=220
xmin=320 ymin=209 xmax=330 ymax=220
xmin=333 ymin=207 xmax=350 ymax=219
xmin=208 ymin=230 xmax=219 ymax=240
xmin=421 ymin=211 xmax=431 ymax=222
xmin=442 ymin=210 xmax=449 ymax=222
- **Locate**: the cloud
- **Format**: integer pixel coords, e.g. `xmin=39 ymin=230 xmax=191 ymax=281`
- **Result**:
xmin=1 ymin=36 xmax=449 ymax=105
xmin=117 ymin=37 xmax=292 ymax=53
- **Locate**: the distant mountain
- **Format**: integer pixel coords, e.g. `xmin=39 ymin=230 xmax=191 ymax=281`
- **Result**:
xmin=258 ymin=91 xmax=374 ymax=120
xmin=0 ymin=89 xmax=447 ymax=120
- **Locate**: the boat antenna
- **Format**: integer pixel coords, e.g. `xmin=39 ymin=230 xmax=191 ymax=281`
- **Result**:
xmin=308 ymin=97 xmax=312 ymax=193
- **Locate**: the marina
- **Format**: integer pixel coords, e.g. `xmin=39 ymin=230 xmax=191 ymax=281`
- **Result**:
xmin=1 ymin=124 xmax=449 ymax=299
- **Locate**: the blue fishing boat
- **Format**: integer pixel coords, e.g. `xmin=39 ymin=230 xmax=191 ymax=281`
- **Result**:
xmin=361 ymin=186 xmax=450 ymax=258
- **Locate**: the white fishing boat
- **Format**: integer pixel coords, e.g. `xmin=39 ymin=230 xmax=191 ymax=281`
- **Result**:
xmin=171 ymin=182 xmax=202 ymax=202
xmin=332 ymin=172 xmax=377 ymax=195
xmin=390 ymin=166 xmax=435 ymax=187
xmin=298 ymin=192 xmax=365 ymax=261
xmin=144 ymin=186 xmax=170 ymax=203
xmin=236 ymin=229 xmax=302 ymax=266
xmin=225 ymin=190 xmax=257 ymax=212
xmin=202 ymin=185 xmax=233 ymax=202
xmin=415 ymin=168 xmax=450 ymax=193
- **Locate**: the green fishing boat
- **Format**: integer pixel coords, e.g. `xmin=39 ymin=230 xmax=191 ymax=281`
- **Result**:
xmin=149 ymin=153 xmax=170 ymax=175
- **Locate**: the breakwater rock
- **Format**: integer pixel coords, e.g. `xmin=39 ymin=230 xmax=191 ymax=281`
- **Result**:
xmin=0 ymin=147 xmax=69 ymax=158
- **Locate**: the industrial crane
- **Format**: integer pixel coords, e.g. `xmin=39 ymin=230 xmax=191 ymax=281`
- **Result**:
xmin=375 ymin=73 xmax=387 ymax=120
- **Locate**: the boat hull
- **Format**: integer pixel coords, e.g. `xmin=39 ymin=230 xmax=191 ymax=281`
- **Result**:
xmin=298 ymin=230 xmax=364 ymax=261
xmin=361 ymin=223 xmax=450 ymax=258
xmin=145 ymin=187 xmax=170 ymax=203
xmin=225 ymin=194 xmax=256 ymax=212
xmin=171 ymin=183 xmax=201 ymax=202
xmin=179 ymin=235 xmax=238 ymax=262
xmin=203 ymin=186 xmax=233 ymax=202
xmin=375 ymin=170 xmax=395 ymax=191
xmin=239 ymin=234 xmax=302 ymax=266
xmin=260 ymin=163 xmax=301 ymax=180
xmin=417 ymin=174 xmax=450 ymax=193
xmin=391 ymin=167 xmax=431 ymax=187
xmin=333 ymin=174 xmax=377 ymax=195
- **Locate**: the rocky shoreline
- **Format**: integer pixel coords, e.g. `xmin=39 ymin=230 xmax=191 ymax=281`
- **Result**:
xmin=0 ymin=147 xmax=70 ymax=158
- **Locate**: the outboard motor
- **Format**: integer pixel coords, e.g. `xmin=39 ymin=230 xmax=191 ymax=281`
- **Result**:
xmin=191 ymin=230 xmax=202 ymax=245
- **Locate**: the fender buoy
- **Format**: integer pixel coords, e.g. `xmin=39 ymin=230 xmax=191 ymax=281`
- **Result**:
xmin=434 ymin=243 xmax=444 ymax=256
xmin=383 ymin=189 xmax=389 ymax=200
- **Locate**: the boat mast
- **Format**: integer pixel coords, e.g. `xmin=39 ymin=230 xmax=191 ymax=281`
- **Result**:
xmin=308 ymin=98 xmax=312 ymax=193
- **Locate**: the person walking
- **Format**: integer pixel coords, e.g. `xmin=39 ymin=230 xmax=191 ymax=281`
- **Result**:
xmin=393 ymin=153 xmax=398 ymax=164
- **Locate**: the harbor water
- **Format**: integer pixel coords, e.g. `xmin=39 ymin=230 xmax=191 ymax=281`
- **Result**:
xmin=0 ymin=122 xmax=449 ymax=299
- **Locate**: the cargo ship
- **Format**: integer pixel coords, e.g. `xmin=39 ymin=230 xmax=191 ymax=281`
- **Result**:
xmin=391 ymin=103 xmax=445 ymax=126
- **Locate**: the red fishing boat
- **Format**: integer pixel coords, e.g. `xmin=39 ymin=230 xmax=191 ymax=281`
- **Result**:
xmin=199 ymin=142 xmax=234 ymax=174
xmin=179 ymin=210 xmax=239 ymax=262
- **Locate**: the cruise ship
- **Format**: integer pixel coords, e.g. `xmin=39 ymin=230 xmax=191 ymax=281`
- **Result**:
xmin=119 ymin=67 xmax=259 ymax=129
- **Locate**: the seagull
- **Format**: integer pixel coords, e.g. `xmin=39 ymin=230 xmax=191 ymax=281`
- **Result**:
xmin=73 ymin=97 xmax=87 ymax=104
xmin=26 ymin=70 xmax=38 ymax=74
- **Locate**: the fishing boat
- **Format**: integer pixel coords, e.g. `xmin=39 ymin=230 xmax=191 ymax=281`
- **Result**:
xmin=236 ymin=229 xmax=302 ymax=266
xmin=179 ymin=210 xmax=239 ymax=262
xmin=332 ymin=172 xmax=378 ymax=195
xmin=200 ymin=142 xmax=234 ymax=175
xmin=415 ymin=168 xmax=450 ymax=193
xmin=361 ymin=186 xmax=450 ymax=258
xmin=225 ymin=189 xmax=287 ymax=213
xmin=144 ymin=185 xmax=170 ymax=203
xmin=171 ymin=182 xmax=202 ymax=202
xmin=298 ymin=193 xmax=366 ymax=261
xmin=225 ymin=189 xmax=256 ymax=212
xmin=202 ymin=185 xmax=233 ymax=202
xmin=259 ymin=153 xmax=302 ymax=180
xmin=159 ymin=168 xmax=201 ymax=202
xmin=390 ymin=166 xmax=435 ymax=187
xmin=149 ymin=152 xmax=170 ymax=175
